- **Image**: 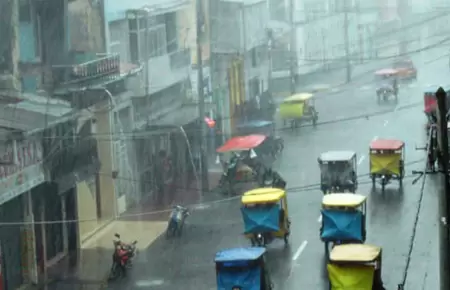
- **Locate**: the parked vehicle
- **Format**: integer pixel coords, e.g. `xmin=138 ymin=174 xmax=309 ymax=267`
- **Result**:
xmin=216 ymin=135 xmax=268 ymax=194
xmin=108 ymin=233 xmax=137 ymax=280
xmin=236 ymin=120 xmax=284 ymax=158
xmin=166 ymin=205 xmax=190 ymax=238
xmin=392 ymin=58 xmax=417 ymax=81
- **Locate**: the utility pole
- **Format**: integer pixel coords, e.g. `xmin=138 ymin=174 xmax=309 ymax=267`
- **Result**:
xmin=288 ymin=0 xmax=296 ymax=94
xmin=144 ymin=10 xmax=150 ymax=97
xmin=343 ymin=0 xmax=351 ymax=83
xmin=267 ymin=28 xmax=273 ymax=95
xmin=196 ymin=0 xmax=209 ymax=193
xmin=436 ymin=86 xmax=450 ymax=290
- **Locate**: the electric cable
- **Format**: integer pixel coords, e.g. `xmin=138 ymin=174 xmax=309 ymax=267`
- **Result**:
xmin=0 ymin=158 xmax=424 ymax=226
xmin=397 ymin=125 xmax=432 ymax=289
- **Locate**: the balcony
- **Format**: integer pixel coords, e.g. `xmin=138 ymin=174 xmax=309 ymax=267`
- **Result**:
xmin=47 ymin=52 xmax=128 ymax=108
xmin=169 ymin=49 xmax=190 ymax=70
xmin=144 ymin=49 xmax=190 ymax=95
xmin=51 ymin=53 xmax=121 ymax=86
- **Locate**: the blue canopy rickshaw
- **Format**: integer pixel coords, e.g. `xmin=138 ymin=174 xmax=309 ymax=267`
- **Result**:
xmin=319 ymin=193 xmax=367 ymax=258
xmin=215 ymin=247 xmax=273 ymax=290
xmin=241 ymin=188 xmax=290 ymax=247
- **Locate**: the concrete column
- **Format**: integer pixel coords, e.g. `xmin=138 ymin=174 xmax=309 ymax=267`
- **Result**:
xmin=22 ymin=191 xmax=38 ymax=284
xmin=0 ymin=0 xmax=20 ymax=92
xmin=60 ymin=195 xmax=68 ymax=253
xmin=39 ymin=201 xmax=47 ymax=283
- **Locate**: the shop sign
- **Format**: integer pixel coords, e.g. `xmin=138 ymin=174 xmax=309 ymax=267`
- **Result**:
xmin=0 ymin=140 xmax=43 ymax=179
xmin=0 ymin=139 xmax=45 ymax=205
xmin=0 ymin=163 xmax=45 ymax=205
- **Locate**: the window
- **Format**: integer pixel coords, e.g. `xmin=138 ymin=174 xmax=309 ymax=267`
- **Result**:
xmin=19 ymin=0 xmax=41 ymax=59
xmin=251 ymin=48 xmax=257 ymax=67
xmin=19 ymin=0 xmax=32 ymax=22
xmin=139 ymin=24 xmax=167 ymax=59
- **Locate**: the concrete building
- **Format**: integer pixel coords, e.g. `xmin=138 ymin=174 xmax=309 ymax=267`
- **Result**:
xmin=269 ymin=0 xmax=377 ymax=95
xmin=104 ymin=0 xmax=205 ymax=208
xmin=210 ymin=0 xmax=271 ymax=135
xmin=0 ymin=0 xmax=139 ymax=287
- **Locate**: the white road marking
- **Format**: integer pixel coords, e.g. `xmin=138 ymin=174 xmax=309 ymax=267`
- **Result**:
xmin=292 ymin=240 xmax=308 ymax=261
xmin=318 ymin=214 xmax=322 ymax=223
xmin=383 ymin=120 xmax=389 ymax=127
xmin=372 ymin=136 xmax=378 ymax=141
xmin=357 ymin=155 xmax=365 ymax=165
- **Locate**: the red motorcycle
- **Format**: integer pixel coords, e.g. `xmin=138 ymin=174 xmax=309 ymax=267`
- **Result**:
xmin=108 ymin=233 xmax=137 ymax=280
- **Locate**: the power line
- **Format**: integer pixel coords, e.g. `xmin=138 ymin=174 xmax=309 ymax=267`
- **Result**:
xmin=0 ymin=159 xmax=424 ymax=226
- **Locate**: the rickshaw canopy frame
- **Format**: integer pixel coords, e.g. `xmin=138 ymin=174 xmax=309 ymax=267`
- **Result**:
xmin=329 ymin=244 xmax=381 ymax=263
xmin=322 ymin=193 xmax=367 ymax=208
xmin=242 ymin=188 xmax=286 ymax=204
xmin=370 ymin=139 xmax=404 ymax=151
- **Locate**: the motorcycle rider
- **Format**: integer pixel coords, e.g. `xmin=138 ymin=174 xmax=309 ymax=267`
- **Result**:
xmin=261 ymin=168 xmax=286 ymax=189
xmin=113 ymin=243 xmax=130 ymax=276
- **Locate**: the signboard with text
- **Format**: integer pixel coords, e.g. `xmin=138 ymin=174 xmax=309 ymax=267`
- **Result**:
xmin=0 ymin=140 xmax=45 ymax=205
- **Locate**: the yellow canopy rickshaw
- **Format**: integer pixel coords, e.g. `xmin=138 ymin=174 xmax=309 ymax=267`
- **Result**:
xmin=241 ymin=188 xmax=291 ymax=247
xmin=327 ymin=244 xmax=385 ymax=290
xmin=369 ymin=139 xmax=405 ymax=192
xmin=278 ymin=93 xmax=318 ymax=129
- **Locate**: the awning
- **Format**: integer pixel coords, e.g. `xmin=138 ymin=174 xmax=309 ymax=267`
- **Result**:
xmin=133 ymin=103 xmax=213 ymax=138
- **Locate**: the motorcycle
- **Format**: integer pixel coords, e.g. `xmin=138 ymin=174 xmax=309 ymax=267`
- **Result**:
xmin=108 ymin=233 xmax=137 ymax=280
xmin=260 ymin=171 xmax=286 ymax=189
xmin=251 ymin=232 xmax=273 ymax=247
xmin=166 ymin=205 xmax=190 ymax=238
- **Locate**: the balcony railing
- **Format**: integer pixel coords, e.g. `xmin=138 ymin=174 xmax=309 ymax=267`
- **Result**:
xmin=169 ymin=49 xmax=190 ymax=70
xmin=51 ymin=53 xmax=121 ymax=86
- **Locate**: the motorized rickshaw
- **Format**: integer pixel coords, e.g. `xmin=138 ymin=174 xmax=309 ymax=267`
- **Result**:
xmin=327 ymin=244 xmax=386 ymax=290
xmin=236 ymin=120 xmax=284 ymax=157
xmin=369 ymin=139 xmax=405 ymax=192
xmin=241 ymin=188 xmax=291 ymax=247
xmin=320 ymin=193 xmax=367 ymax=258
xmin=318 ymin=151 xmax=358 ymax=194
xmin=374 ymin=69 xmax=399 ymax=103
xmin=216 ymin=135 xmax=267 ymax=194
xmin=279 ymin=93 xmax=318 ymax=129
xmin=393 ymin=58 xmax=417 ymax=81
xmin=215 ymin=247 xmax=273 ymax=290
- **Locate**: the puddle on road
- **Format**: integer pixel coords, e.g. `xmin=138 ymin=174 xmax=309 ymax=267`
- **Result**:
xmin=135 ymin=279 xmax=165 ymax=287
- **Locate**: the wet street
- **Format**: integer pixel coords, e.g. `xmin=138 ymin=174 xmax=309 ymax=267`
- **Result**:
xmin=106 ymin=46 xmax=445 ymax=290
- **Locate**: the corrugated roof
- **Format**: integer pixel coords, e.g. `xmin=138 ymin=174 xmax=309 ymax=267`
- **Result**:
xmin=105 ymin=0 xmax=188 ymax=22
xmin=0 ymin=100 xmax=73 ymax=132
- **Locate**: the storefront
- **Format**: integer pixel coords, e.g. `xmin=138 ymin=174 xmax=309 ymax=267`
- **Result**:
xmin=0 ymin=138 xmax=45 ymax=289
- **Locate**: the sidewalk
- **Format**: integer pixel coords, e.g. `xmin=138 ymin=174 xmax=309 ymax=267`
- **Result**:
xmin=36 ymin=170 xmax=222 ymax=290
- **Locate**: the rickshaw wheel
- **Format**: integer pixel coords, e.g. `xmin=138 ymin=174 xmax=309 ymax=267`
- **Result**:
xmin=324 ymin=242 xmax=330 ymax=258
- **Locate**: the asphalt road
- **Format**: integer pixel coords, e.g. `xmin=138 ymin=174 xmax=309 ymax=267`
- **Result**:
xmin=105 ymin=44 xmax=446 ymax=290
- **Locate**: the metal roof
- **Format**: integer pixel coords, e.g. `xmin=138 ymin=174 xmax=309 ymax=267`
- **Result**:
xmin=319 ymin=151 xmax=356 ymax=162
